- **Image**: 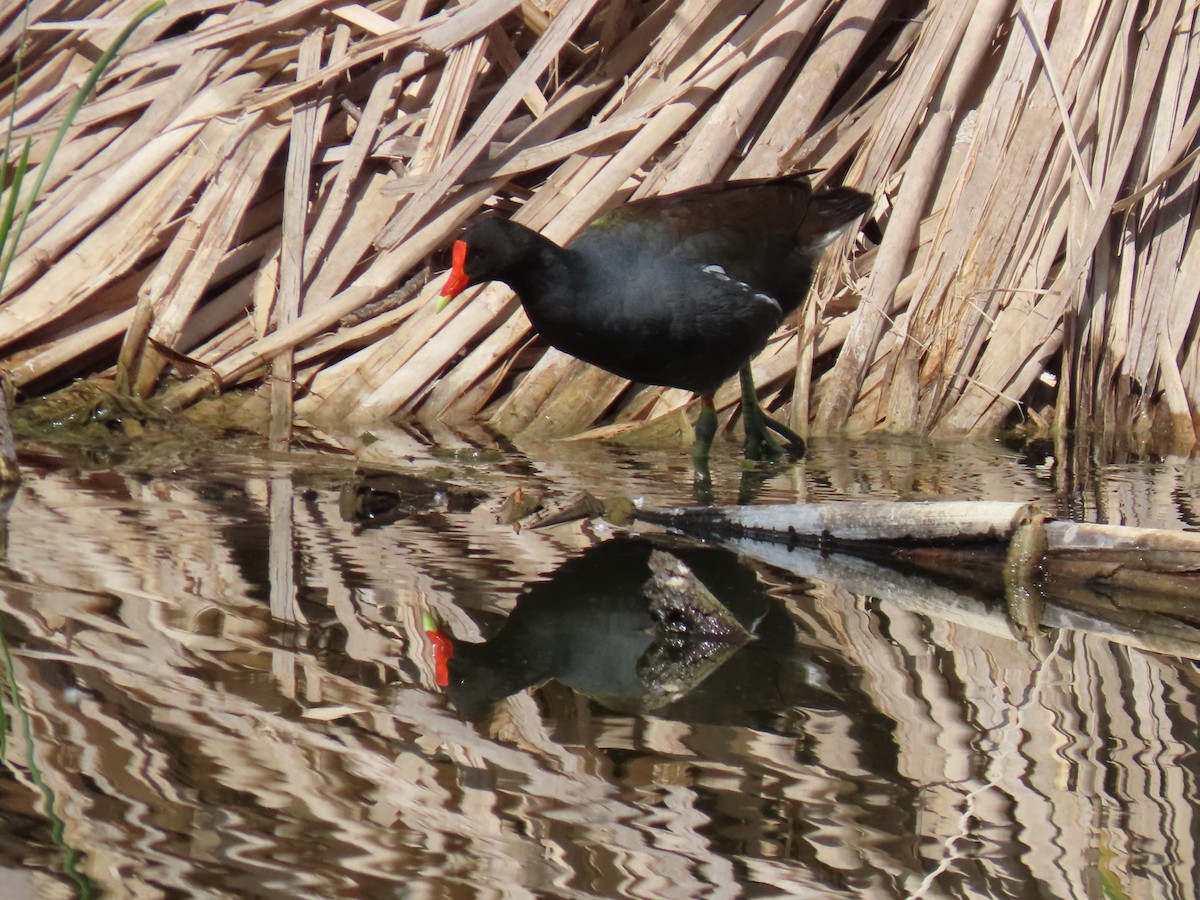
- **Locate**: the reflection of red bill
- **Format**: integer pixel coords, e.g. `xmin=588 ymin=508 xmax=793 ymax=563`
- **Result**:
xmin=423 ymin=611 xmax=454 ymax=688
xmin=426 ymin=629 xmax=453 ymax=688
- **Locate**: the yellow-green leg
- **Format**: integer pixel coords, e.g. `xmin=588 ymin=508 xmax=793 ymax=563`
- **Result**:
xmin=693 ymin=395 xmax=718 ymax=468
xmin=739 ymin=363 xmax=805 ymax=460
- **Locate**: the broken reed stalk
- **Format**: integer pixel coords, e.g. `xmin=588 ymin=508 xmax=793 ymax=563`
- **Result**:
xmin=0 ymin=0 xmax=166 ymax=296
xmin=0 ymin=0 xmax=1196 ymax=451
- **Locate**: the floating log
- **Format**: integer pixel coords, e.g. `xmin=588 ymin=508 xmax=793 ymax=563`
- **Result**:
xmin=636 ymin=500 xmax=1038 ymax=546
xmin=638 ymin=500 xmax=1200 ymax=558
xmin=1042 ymin=522 xmax=1200 ymax=599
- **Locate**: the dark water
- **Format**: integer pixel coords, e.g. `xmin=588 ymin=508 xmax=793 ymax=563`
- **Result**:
xmin=0 ymin=434 xmax=1197 ymax=898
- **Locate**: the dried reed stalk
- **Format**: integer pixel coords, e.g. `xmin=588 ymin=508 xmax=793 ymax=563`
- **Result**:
xmin=0 ymin=0 xmax=1195 ymax=449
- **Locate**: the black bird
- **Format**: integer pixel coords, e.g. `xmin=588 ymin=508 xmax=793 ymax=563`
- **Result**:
xmin=439 ymin=174 xmax=871 ymax=470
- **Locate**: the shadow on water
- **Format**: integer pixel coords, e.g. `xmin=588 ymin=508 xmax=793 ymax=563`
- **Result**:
xmin=0 ymin=435 xmax=1195 ymax=897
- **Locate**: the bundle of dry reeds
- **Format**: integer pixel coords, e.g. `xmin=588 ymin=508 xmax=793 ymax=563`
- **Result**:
xmin=1 ymin=0 xmax=1197 ymax=449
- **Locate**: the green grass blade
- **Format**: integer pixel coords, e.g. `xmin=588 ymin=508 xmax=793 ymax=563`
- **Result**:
xmin=0 ymin=137 xmax=33 ymax=278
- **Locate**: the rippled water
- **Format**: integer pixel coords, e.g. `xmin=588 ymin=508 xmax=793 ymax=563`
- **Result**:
xmin=0 ymin=434 xmax=1197 ymax=898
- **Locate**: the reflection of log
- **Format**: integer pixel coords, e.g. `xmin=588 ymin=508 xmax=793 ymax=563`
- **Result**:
xmin=639 ymin=500 xmax=1200 ymax=657
xmin=714 ymin=534 xmax=1200 ymax=661
xmin=717 ymin=535 xmax=1015 ymax=638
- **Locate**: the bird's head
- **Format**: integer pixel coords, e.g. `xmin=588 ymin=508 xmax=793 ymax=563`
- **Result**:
xmin=437 ymin=216 xmax=532 ymax=311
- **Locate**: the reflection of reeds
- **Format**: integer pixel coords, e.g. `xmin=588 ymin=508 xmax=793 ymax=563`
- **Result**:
xmin=1 ymin=3 xmax=1196 ymax=446
xmin=0 ymin=618 xmax=92 ymax=896
xmin=0 ymin=455 xmax=1195 ymax=894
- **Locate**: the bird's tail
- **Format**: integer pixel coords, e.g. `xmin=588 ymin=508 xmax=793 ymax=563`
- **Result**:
xmin=800 ymin=187 xmax=873 ymax=249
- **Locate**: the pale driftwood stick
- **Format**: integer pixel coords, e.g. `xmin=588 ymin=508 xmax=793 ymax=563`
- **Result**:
xmin=690 ymin=516 xmax=1200 ymax=660
xmin=1044 ymin=521 xmax=1200 ymax=556
xmin=720 ymin=534 xmax=1017 ymax=636
xmin=639 ymin=500 xmax=1035 ymax=544
xmin=644 ymin=502 xmax=1200 ymax=600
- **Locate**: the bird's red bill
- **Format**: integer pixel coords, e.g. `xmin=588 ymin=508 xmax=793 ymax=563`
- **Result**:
xmin=441 ymin=239 xmax=470 ymax=298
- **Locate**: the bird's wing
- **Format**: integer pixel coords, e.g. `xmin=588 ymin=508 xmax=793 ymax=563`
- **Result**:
xmin=589 ymin=175 xmax=815 ymax=265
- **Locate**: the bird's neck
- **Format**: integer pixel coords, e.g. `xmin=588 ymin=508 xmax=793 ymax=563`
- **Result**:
xmin=504 ymin=234 xmax=577 ymax=312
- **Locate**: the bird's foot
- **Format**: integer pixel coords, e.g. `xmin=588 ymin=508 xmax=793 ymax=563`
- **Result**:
xmin=737 ymin=363 xmax=804 ymax=462
xmin=764 ymin=414 xmax=805 ymax=459
xmin=742 ymin=412 xmax=804 ymax=461
xmin=743 ymin=426 xmax=784 ymax=461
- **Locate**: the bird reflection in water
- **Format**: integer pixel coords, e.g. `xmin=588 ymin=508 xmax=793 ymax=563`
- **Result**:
xmin=441 ymin=537 xmax=843 ymax=729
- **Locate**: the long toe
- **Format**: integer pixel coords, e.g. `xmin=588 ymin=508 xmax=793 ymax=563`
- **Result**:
xmin=743 ymin=421 xmax=785 ymax=461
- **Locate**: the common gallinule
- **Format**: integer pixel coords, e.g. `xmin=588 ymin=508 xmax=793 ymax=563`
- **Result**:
xmin=438 ymin=174 xmax=871 ymax=469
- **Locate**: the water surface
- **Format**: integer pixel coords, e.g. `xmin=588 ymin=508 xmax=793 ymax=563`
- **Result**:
xmin=0 ymin=434 xmax=1196 ymax=898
